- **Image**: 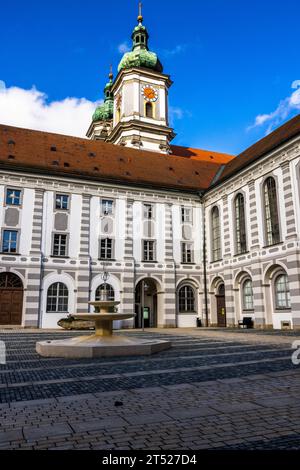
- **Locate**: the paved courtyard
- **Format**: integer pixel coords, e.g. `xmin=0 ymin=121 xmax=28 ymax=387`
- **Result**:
xmin=0 ymin=328 xmax=299 ymax=450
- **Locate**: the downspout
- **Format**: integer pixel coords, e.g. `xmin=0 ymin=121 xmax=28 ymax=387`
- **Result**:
xmin=198 ymin=191 xmax=209 ymax=327
xmin=37 ymin=191 xmax=46 ymax=329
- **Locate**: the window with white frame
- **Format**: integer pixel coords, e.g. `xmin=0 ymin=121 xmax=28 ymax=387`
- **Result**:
xmin=52 ymin=234 xmax=68 ymax=257
xmin=264 ymin=177 xmax=280 ymax=246
xmin=179 ymin=286 xmax=195 ymax=312
xmin=242 ymin=279 xmax=254 ymax=310
xmin=235 ymin=193 xmax=247 ymax=254
xmin=181 ymin=242 xmax=194 ymax=264
xmin=100 ymin=238 xmax=113 ymax=259
xmin=55 ymin=194 xmax=69 ymax=210
xmin=143 ymin=240 xmax=155 ymax=261
xmin=211 ymin=206 xmax=221 ymax=261
xmin=95 ymin=284 xmax=115 ymax=301
xmin=2 ymin=230 xmax=18 ymax=253
xmin=101 ymin=199 xmax=114 ymax=216
xmin=143 ymin=203 xmax=153 ymax=220
xmin=275 ymin=274 xmax=291 ymax=309
xmin=5 ymin=188 xmax=21 ymax=206
xmin=181 ymin=207 xmax=193 ymax=223
xmin=46 ymin=282 xmax=69 ymax=312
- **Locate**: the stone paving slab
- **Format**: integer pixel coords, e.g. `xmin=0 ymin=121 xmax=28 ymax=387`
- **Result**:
xmin=0 ymin=329 xmax=300 ymax=449
xmin=23 ymin=423 xmax=72 ymax=440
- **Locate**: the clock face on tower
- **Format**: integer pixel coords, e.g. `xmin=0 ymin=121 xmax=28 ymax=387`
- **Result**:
xmin=142 ymin=85 xmax=158 ymax=102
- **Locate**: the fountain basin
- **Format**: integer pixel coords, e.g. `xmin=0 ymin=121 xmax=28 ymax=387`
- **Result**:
xmin=36 ymin=334 xmax=171 ymax=358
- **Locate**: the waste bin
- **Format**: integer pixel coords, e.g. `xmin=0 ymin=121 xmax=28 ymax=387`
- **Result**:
xmin=196 ymin=318 xmax=202 ymax=327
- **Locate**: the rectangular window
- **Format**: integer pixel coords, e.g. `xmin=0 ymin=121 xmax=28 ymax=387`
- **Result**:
xmin=181 ymin=242 xmax=193 ymax=264
xmin=6 ymin=189 xmax=21 ymax=206
xmin=52 ymin=234 xmax=68 ymax=257
xmin=55 ymin=194 xmax=69 ymax=210
xmin=181 ymin=207 xmax=192 ymax=223
xmin=101 ymin=199 xmax=114 ymax=216
xmin=143 ymin=240 xmax=155 ymax=262
xmin=100 ymin=238 xmax=113 ymax=259
xmin=2 ymin=230 xmax=18 ymax=253
xmin=143 ymin=203 xmax=153 ymax=220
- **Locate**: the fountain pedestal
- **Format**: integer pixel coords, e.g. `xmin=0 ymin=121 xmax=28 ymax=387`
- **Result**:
xmin=36 ymin=300 xmax=171 ymax=358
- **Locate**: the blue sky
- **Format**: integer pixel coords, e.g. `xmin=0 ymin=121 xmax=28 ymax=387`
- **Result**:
xmin=0 ymin=0 xmax=299 ymax=154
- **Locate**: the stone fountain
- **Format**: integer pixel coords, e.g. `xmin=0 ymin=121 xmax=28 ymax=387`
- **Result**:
xmin=36 ymin=272 xmax=171 ymax=358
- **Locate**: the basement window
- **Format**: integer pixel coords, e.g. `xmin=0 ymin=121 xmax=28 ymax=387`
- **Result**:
xmin=51 ymin=146 xmax=57 ymax=152
xmin=7 ymin=155 xmax=15 ymax=160
xmin=52 ymin=160 xmax=59 ymax=166
xmin=64 ymin=162 xmax=70 ymax=168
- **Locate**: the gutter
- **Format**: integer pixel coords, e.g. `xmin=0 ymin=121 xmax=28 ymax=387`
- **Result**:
xmin=198 ymin=191 xmax=209 ymax=327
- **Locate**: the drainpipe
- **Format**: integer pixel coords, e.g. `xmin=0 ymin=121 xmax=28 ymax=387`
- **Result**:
xmin=37 ymin=251 xmax=44 ymax=329
xmin=198 ymin=191 xmax=209 ymax=327
xmin=37 ymin=190 xmax=46 ymax=329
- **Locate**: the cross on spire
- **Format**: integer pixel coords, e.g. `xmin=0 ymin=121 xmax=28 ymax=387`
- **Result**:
xmin=138 ymin=2 xmax=143 ymax=23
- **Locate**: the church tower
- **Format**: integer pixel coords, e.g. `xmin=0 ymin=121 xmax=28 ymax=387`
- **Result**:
xmin=87 ymin=4 xmax=175 ymax=153
xmin=86 ymin=69 xmax=114 ymax=140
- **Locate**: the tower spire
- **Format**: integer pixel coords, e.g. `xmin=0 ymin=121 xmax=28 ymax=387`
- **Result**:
xmin=138 ymin=2 xmax=143 ymax=24
xmin=109 ymin=64 xmax=113 ymax=81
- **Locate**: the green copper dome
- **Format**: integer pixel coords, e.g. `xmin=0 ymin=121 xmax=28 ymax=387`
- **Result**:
xmin=92 ymin=72 xmax=114 ymax=122
xmin=118 ymin=14 xmax=163 ymax=73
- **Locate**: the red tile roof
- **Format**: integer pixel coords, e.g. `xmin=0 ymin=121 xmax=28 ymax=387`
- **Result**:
xmin=0 ymin=124 xmax=233 ymax=193
xmin=212 ymin=114 xmax=300 ymax=187
xmin=1 ymin=114 xmax=299 ymax=194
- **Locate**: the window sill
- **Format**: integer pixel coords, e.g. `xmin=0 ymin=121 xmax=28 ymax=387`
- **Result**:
xmin=181 ymin=262 xmax=195 ymax=265
xmin=210 ymin=258 xmax=223 ymax=264
xmin=263 ymin=241 xmax=283 ymax=249
xmin=179 ymin=311 xmax=197 ymax=314
xmin=50 ymin=256 xmax=70 ymax=259
xmin=99 ymin=258 xmax=116 ymax=262
xmin=275 ymin=308 xmax=291 ymax=312
xmin=142 ymin=260 xmax=157 ymax=263
xmin=234 ymin=251 xmax=249 ymax=257
xmin=0 ymin=252 xmax=20 ymax=256
xmin=47 ymin=312 xmax=69 ymax=314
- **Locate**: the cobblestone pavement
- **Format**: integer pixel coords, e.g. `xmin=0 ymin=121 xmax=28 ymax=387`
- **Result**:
xmin=0 ymin=329 xmax=299 ymax=450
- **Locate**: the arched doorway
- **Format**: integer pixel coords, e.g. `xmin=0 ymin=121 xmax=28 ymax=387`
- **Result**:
xmin=216 ymin=283 xmax=226 ymax=327
xmin=135 ymin=279 xmax=158 ymax=328
xmin=0 ymin=272 xmax=23 ymax=325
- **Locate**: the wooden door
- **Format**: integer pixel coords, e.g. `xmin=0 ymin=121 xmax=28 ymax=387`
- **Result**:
xmin=216 ymin=294 xmax=226 ymax=327
xmin=0 ymin=273 xmax=23 ymax=325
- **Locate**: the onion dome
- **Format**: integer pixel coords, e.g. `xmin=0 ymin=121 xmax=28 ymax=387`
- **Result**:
xmin=92 ymin=70 xmax=114 ymax=122
xmin=118 ymin=7 xmax=163 ymax=73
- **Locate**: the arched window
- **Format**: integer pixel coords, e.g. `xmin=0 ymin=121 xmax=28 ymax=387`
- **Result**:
xmin=95 ymin=284 xmax=115 ymax=301
xmin=242 ymin=279 xmax=253 ymax=310
xmin=264 ymin=177 xmax=280 ymax=246
xmin=275 ymin=274 xmax=290 ymax=309
xmin=212 ymin=206 xmax=221 ymax=261
xmin=235 ymin=193 xmax=247 ymax=254
xmin=145 ymin=102 xmax=153 ymax=118
xmin=47 ymin=283 xmax=68 ymax=313
xmin=179 ymin=286 xmax=195 ymax=312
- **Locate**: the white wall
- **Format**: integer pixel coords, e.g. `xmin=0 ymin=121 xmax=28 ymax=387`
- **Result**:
xmin=69 ymin=194 xmax=82 ymax=258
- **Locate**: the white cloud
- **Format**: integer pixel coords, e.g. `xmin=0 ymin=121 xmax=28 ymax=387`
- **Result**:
xmin=169 ymin=106 xmax=192 ymax=126
xmin=0 ymin=80 xmax=6 ymax=91
xmin=249 ymin=80 xmax=300 ymax=134
xmin=0 ymin=83 xmax=102 ymax=138
xmin=162 ymin=44 xmax=187 ymax=56
xmin=118 ymin=42 xmax=131 ymax=54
